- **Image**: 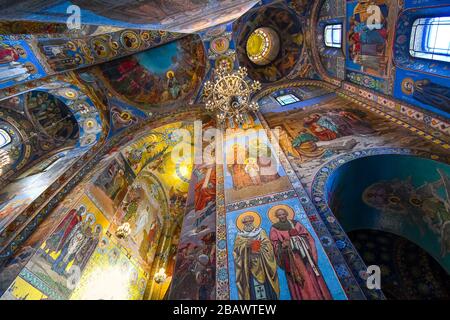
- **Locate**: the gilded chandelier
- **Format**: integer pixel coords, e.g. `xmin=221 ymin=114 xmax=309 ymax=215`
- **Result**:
xmin=203 ymin=66 xmax=262 ymax=125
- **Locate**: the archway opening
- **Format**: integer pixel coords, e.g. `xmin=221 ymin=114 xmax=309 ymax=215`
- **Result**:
xmin=348 ymin=229 xmax=450 ymax=300
xmin=325 ymin=154 xmax=450 ymax=299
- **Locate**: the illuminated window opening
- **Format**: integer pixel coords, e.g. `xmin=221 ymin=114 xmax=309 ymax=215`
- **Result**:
xmin=324 ymin=24 xmax=342 ymax=48
xmin=410 ymin=17 xmax=450 ymax=63
xmin=0 ymin=129 xmax=11 ymax=148
xmin=276 ymin=94 xmax=300 ymax=106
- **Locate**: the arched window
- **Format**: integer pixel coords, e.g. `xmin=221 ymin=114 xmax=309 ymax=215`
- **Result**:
xmin=410 ymin=17 xmax=450 ymax=63
xmin=0 ymin=129 xmax=11 ymax=148
xmin=324 ymin=24 xmax=342 ymax=48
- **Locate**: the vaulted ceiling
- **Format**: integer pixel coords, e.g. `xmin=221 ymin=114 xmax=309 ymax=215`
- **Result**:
xmin=0 ymin=0 xmax=260 ymax=33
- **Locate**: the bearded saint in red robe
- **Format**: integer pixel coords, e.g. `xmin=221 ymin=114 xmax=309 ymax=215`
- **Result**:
xmin=269 ymin=208 xmax=331 ymax=300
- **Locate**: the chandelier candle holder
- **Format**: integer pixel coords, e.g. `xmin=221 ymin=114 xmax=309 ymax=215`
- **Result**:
xmin=116 ymin=222 xmax=132 ymax=239
xmin=154 ymin=267 xmax=168 ymax=284
xmin=0 ymin=149 xmax=11 ymax=176
xmin=203 ymin=66 xmax=262 ymax=126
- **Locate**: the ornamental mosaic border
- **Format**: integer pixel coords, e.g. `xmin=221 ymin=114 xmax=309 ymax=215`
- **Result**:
xmin=257 ymin=111 xmax=378 ymax=300
xmin=225 ymin=190 xmax=298 ymax=213
xmin=253 ymin=79 xmax=338 ymax=102
xmin=19 ymin=267 xmax=64 ymax=300
xmin=2 ymin=29 xmax=184 ymax=90
xmin=215 ymin=161 xmax=229 ymax=300
xmin=0 ymin=26 xmax=88 ymax=41
xmin=341 ymin=82 xmax=450 ymax=139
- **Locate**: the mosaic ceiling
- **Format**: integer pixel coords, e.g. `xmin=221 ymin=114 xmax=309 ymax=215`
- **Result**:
xmin=0 ymin=0 xmax=259 ymax=33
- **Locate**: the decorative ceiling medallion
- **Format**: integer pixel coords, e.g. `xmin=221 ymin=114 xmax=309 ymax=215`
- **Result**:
xmin=246 ymin=27 xmax=280 ymax=66
xmin=58 ymin=88 xmax=78 ymax=99
xmin=207 ymin=31 xmax=235 ymax=60
xmin=141 ymin=31 xmax=151 ymax=42
xmin=211 ymin=36 xmax=230 ymax=55
xmin=90 ymin=36 xmax=113 ymax=59
xmin=120 ymin=30 xmax=142 ymax=51
xmin=401 ymin=78 xmax=414 ymax=95
xmin=111 ymin=41 xmax=120 ymax=50
xmin=215 ymin=56 xmax=234 ymax=72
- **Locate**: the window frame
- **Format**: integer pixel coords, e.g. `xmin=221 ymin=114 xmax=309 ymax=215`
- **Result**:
xmin=409 ymin=16 xmax=450 ymax=63
xmin=324 ymin=24 xmax=343 ymax=49
xmin=275 ymin=93 xmax=300 ymax=106
xmin=0 ymin=128 xmax=11 ymax=148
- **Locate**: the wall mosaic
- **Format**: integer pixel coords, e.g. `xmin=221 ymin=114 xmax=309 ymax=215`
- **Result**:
xmin=0 ymin=109 xmax=198 ymax=297
xmin=0 ymin=118 xmax=202 ymax=299
xmin=226 ymin=197 xmax=347 ymax=300
xmin=214 ymin=112 xmax=363 ymax=300
xmin=1 ymin=0 xmax=449 ymax=301
xmin=345 ymin=0 xmax=397 ymax=95
xmin=260 ymin=86 xmax=449 ymax=190
xmin=0 ymin=40 xmax=47 ymax=90
xmin=0 ymin=27 xmax=184 ymax=91
xmin=255 ymin=79 xmax=450 ymax=298
xmin=393 ymin=3 xmax=450 ymax=118
xmin=309 ymin=148 xmax=450 ymax=299
xmin=169 ymin=120 xmax=217 ymax=299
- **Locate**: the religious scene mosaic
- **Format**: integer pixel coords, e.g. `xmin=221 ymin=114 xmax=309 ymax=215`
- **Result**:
xmin=260 ymin=86 xmax=449 ymax=189
xmin=0 ymin=0 xmax=449 ymax=302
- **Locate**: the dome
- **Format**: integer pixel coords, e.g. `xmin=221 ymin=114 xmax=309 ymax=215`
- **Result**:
xmin=246 ymin=27 xmax=280 ymax=66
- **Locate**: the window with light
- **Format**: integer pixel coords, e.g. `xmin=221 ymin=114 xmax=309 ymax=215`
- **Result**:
xmin=324 ymin=24 xmax=342 ymax=48
xmin=276 ymin=94 xmax=300 ymax=106
xmin=0 ymin=129 xmax=11 ymax=148
xmin=410 ymin=16 xmax=450 ymax=63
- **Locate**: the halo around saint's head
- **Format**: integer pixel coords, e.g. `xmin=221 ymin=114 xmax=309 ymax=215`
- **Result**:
xmin=268 ymin=204 xmax=295 ymax=224
xmin=166 ymin=70 xmax=175 ymax=79
xmin=236 ymin=211 xmax=261 ymax=231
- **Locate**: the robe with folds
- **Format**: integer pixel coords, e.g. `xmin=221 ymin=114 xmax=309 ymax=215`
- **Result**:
xmin=308 ymin=123 xmax=338 ymax=141
xmin=228 ymin=163 xmax=254 ymax=190
xmin=270 ymin=220 xmax=331 ymax=300
xmin=194 ymin=169 xmax=216 ymax=211
xmin=233 ymin=228 xmax=280 ymax=300
xmin=45 ymin=208 xmax=82 ymax=253
xmin=414 ymin=79 xmax=450 ymax=113
xmin=292 ymin=132 xmax=326 ymax=160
